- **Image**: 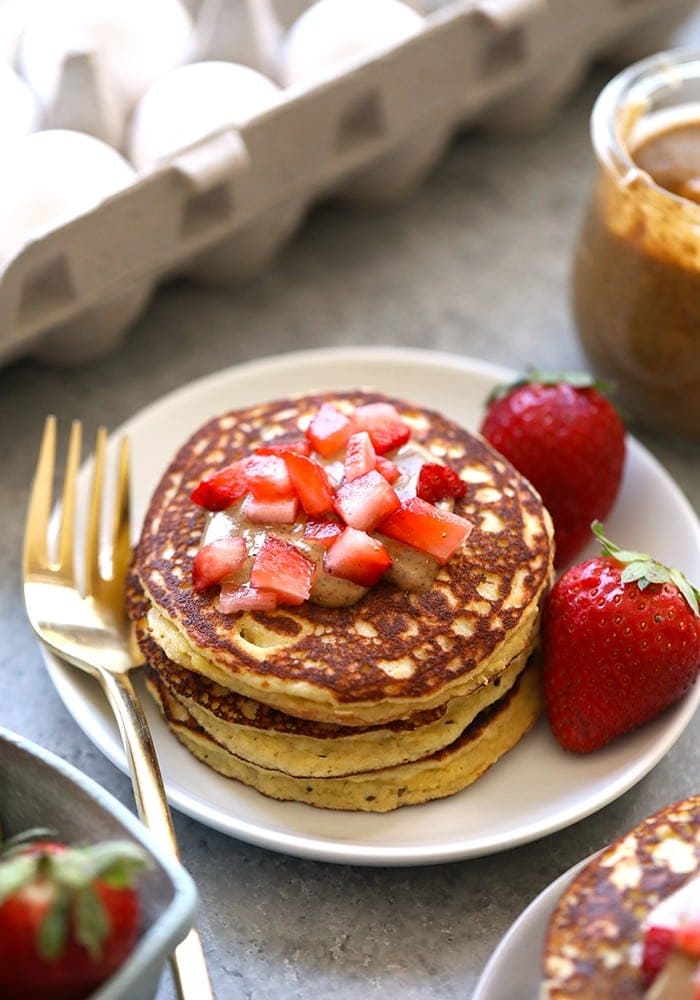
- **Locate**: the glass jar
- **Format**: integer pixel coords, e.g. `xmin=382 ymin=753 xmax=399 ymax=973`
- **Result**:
xmin=572 ymin=50 xmax=700 ymax=436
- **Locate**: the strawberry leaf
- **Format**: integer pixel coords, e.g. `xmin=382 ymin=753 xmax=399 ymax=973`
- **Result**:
xmin=51 ymin=840 xmax=147 ymax=890
xmin=0 ymin=828 xmax=58 ymax=857
xmin=593 ymin=521 xmax=700 ymax=617
xmin=74 ymin=884 xmax=110 ymax=959
xmin=670 ymin=569 xmax=700 ymax=617
xmin=485 ymin=370 xmax=613 ymax=405
xmin=38 ymin=890 xmax=70 ymax=960
xmin=0 ymin=854 xmax=39 ymax=905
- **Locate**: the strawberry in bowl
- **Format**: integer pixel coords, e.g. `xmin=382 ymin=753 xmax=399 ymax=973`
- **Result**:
xmin=0 ymin=831 xmax=147 ymax=1000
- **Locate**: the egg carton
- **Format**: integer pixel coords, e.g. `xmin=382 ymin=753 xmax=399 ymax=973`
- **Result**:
xmin=0 ymin=0 xmax=695 ymax=367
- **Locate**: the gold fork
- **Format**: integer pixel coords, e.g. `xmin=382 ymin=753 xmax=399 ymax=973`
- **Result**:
xmin=23 ymin=416 xmax=214 ymax=1000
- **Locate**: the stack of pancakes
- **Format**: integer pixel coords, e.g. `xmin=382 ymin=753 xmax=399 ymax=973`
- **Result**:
xmin=541 ymin=795 xmax=700 ymax=998
xmin=128 ymin=391 xmax=554 ymax=812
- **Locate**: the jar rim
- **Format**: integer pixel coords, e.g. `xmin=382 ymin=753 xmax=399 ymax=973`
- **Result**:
xmin=592 ymin=47 xmax=700 ymax=198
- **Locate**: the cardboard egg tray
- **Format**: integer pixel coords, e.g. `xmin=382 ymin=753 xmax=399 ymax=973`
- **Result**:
xmin=0 ymin=0 xmax=695 ymax=367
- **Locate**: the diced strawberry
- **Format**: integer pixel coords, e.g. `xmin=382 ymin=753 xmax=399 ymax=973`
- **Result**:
xmin=324 ymin=527 xmax=392 ymax=586
xmin=242 ymin=494 xmax=298 ymax=524
xmin=219 ymin=583 xmax=278 ymax=613
xmin=306 ymin=403 xmax=354 ymax=456
xmin=243 ymin=454 xmax=294 ymax=501
xmin=675 ymin=920 xmax=700 ymax=959
xmin=375 ymin=454 xmax=400 ymax=484
xmin=333 ymin=470 xmax=401 ymax=531
xmin=283 ymin=451 xmax=335 ymax=515
xmin=255 ymin=439 xmax=311 ymax=457
xmin=642 ymin=926 xmax=676 ymax=986
xmin=193 ymin=536 xmax=247 ymax=592
xmin=417 ymin=463 xmax=467 ymax=503
xmin=250 ymin=535 xmax=315 ymax=605
xmin=190 ymin=460 xmax=247 ymax=511
xmin=353 ymin=402 xmax=410 ymax=455
xmin=379 ymin=497 xmax=473 ymax=563
xmin=304 ymin=518 xmax=342 ymax=548
xmin=353 ymin=402 xmax=402 ymax=427
xmin=344 ymin=431 xmax=376 ymax=482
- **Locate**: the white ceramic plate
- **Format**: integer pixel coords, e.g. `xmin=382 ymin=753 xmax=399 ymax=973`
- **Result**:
xmin=473 ymin=856 xmax=591 ymax=1000
xmin=44 ymin=346 xmax=700 ymax=865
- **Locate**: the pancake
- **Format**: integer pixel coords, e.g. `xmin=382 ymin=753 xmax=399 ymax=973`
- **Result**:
xmin=145 ymin=659 xmax=543 ymax=812
xmin=133 ymin=391 xmax=554 ymax=727
xmin=136 ymin=620 xmax=536 ymax=777
xmin=541 ymin=796 xmax=700 ymax=998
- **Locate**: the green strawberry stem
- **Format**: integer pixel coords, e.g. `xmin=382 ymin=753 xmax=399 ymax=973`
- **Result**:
xmin=592 ymin=521 xmax=700 ymax=617
xmin=485 ymin=370 xmax=614 ymax=405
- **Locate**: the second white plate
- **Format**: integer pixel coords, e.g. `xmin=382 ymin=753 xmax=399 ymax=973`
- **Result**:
xmin=45 ymin=347 xmax=700 ymax=865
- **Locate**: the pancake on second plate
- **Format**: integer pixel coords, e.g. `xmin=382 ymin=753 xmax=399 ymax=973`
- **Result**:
xmin=133 ymin=391 xmax=554 ymax=728
xmin=541 ymin=795 xmax=700 ymax=998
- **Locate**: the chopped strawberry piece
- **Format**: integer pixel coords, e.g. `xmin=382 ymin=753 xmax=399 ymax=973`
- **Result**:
xmin=344 ymin=431 xmax=376 ymax=482
xmin=304 ymin=518 xmax=343 ymax=548
xmin=353 ymin=402 xmax=410 ymax=455
xmin=333 ymin=470 xmax=401 ymax=531
xmin=219 ymin=583 xmax=278 ymax=613
xmin=375 ymin=454 xmax=400 ymax=484
xmin=353 ymin=402 xmax=402 ymax=427
xmin=642 ymin=926 xmax=676 ymax=986
xmin=369 ymin=422 xmax=411 ymax=455
xmin=250 ymin=534 xmax=315 ymax=605
xmin=379 ymin=497 xmax=473 ymax=563
xmin=242 ymin=494 xmax=298 ymax=524
xmin=255 ymin=439 xmax=311 ymax=457
xmin=283 ymin=451 xmax=335 ymax=515
xmin=417 ymin=463 xmax=467 ymax=503
xmin=306 ymin=403 xmax=354 ymax=456
xmin=324 ymin=527 xmax=391 ymax=586
xmin=193 ymin=536 xmax=247 ymax=592
xmin=190 ymin=460 xmax=247 ymax=511
xmin=675 ymin=920 xmax=700 ymax=959
xmin=243 ymin=454 xmax=294 ymax=501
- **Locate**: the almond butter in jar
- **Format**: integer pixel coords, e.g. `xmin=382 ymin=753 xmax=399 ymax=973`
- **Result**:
xmin=572 ymin=51 xmax=700 ymax=435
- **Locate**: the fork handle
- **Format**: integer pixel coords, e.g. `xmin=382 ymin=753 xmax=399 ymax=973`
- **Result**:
xmin=100 ymin=669 xmax=215 ymax=1000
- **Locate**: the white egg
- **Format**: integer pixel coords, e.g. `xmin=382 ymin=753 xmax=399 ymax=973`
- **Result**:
xmin=0 ymin=130 xmax=135 ymax=270
xmin=18 ymin=0 xmax=193 ymax=112
xmin=0 ymin=0 xmax=29 ymax=67
xmin=0 ymin=66 xmax=40 ymax=141
xmin=128 ymin=61 xmax=282 ymax=169
xmin=279 ymin=0 xmax=424 ymax=86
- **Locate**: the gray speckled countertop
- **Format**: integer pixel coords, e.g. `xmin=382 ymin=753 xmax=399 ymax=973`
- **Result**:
xmin=2 ymin=28 xmax=700 ymax=1000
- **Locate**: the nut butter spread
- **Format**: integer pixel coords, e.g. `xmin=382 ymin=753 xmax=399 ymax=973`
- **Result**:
xmin=573 ymin=119 xmax=700 ymax=434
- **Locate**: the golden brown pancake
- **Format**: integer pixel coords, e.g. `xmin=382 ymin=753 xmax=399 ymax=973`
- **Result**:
xmin=133 ymin=391 xmax=554 ymax=727
xmin=135 ymin=620 xmax=535 ymax=778
xmin=145 ymin=659 xmax=543 ymax=812
xmin=542 ymin=796 xmax=700 ymax=998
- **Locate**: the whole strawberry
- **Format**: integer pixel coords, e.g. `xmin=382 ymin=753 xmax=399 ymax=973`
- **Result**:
xmin=480 ymin=372 xmax=625 ymax=567
xmin=0 ymin=832 xmax=146 ymax=1000
xmin=543 ymin=523 xmax=700 ymax=753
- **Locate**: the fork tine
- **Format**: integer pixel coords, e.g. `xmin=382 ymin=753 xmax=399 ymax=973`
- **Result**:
xmin=84 ymin=426 xmax=107 ymax=599
xmin=23 ymin=416 xmax=57 ymax=576
xmin=55 ymin=420 xmax=82 ymax=581
xmin=109 ymin=436 xmax=131 ymax=598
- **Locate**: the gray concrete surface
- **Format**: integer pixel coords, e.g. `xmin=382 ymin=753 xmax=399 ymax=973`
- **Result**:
xmin=1 ymin=42 xmax=699 ymax=1000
